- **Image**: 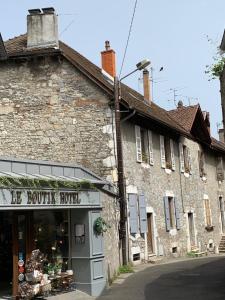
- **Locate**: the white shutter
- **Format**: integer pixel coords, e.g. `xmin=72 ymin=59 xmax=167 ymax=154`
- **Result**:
xmin=160 ymin=135 xmax=166 ymax=168
xmin=179 ymin=143 xmax=185 ymax=173
xmin=187 ymin=147 xmax=192 ymax=174
xmin=148 ymin=130 xmax=154 ymax=166
xmin=135 ymin=125 xmax=142 ymax=162
xmin=170 ymin=139 xmax=176 ymax=171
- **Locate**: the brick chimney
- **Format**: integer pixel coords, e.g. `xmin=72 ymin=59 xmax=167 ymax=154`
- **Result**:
xmin=27 ymin=7 xmax=59 ymax=49
xmin=101 ymin=41 xmax=116 ymax=78
xmin=143 ymin=68 xmax=151 ymax=104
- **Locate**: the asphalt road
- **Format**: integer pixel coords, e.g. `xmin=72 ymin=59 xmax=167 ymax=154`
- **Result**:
xmin=97 ymin=257 xmax=225 ymax=300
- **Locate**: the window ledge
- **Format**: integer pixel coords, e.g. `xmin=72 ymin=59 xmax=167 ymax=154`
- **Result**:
xmin=184 ymin=172 xmax=190 ymax=178
xmin=201 ymin=176 xmax=207 ymax=182
xmin=141 ymin=162 xmax=150 ymax=169
xmin=165 ymin=168 xmax=172 ymax=174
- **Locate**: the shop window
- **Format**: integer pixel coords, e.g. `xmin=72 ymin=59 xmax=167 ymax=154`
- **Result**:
xmin=198 ymin=150 xmax=206 ymax=178
xmin=34 ymin=210 xmax=69 ymax=271
xmin=160 ymin=135 xmax=175 ymax=170
xmin=135 ymin=125 xmax=154 ymax=165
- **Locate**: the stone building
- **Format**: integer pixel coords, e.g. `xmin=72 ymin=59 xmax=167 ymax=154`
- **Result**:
xmin=1 ymin=6 xmax=225 ymax=298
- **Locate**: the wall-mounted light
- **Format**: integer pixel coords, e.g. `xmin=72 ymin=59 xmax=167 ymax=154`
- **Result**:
xmin=75 ymin=224 xmax=85 ymax=244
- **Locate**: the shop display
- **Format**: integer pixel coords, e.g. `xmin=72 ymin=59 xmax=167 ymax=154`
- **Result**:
xmin=18 ymin=249 xmax=75 ymax=299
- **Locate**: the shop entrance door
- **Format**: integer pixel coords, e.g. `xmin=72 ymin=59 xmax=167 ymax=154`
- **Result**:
xmin=12 ymin=211 xmax=34 ymax=298
xmin=147 ymin=213 xmax=154 ymax=254
xmin=0 ymin=212 xmax=13 ymax=298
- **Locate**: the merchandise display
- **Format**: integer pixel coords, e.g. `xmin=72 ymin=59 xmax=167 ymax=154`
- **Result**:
xmin=18 ymin=249 xmax=75 ymax=299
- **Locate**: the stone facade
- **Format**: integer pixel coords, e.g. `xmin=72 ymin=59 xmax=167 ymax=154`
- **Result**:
xmin=122 ymin=121 xmax=225 ymax=260
xmin=0 ymin=57 xmax=116 ymax=180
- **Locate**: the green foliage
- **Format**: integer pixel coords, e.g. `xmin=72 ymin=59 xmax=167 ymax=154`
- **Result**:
xmin=205 ymin=50 xmax=225 ymax=79
xmin=187 ymin=251 xmax=197 ymax=258
xmin=0 ymin=176 xmax=96 ymax=191
xmin=118 ymin=263 xmax=134 ymax=274
xmin=93 ymin=217 xmax=111 ymax=235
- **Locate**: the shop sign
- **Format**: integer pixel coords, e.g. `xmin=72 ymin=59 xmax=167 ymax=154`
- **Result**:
xmin=0 ymin=189 xmax=100 ymax=209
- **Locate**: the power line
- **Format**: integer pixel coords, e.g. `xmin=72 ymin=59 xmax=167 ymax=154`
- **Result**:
xmin=119 ymin=0 xmax=138 ymax=79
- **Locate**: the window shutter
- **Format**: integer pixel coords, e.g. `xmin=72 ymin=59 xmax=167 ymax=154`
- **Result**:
xmin=160 ymin=135 xmax=166 ymax=168
xmin=179 ymin=143 xmax=185 ymax=173
xmin=174 ymin=197 xmax=181 ymax=230
xmin=138 ymin=194 xmax=148 ymax=233
xmin=135 ymin=125 xmax=142 ymax=162
xmin=128 ymin=194 xmax=139 ymax=233
xmin=170 ymin=139 xmax=176 ymax=170
xmin=148 ymin=130 xmax=154 ymax=166
xmin=163 ymin=196 xmax=170 ymax=231
xmin=204 ymin=199 xmax=212 ymax=226
xmin=217 ymin=157 xmax=224 ymax=181
xmin=187 ymin=147 xmax=192 ymax=174
xmin=198 ymin=151 xmax=205 ymax=177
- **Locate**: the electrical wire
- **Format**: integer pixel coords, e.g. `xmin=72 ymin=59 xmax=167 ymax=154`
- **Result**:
xmin=119 ymin=0 xmax=138 ymax=79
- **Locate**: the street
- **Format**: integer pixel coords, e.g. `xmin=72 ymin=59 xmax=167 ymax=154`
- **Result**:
xmin=97 ymin=257 xmax=225 ymax=300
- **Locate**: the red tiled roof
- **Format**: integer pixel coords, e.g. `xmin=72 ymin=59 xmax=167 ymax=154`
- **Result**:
xmin=168 ymin=105 xmax=199 ymax=132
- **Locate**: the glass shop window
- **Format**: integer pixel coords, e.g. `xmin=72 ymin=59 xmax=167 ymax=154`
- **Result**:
xmin=33 ymin=210 xmax=69 ymax=271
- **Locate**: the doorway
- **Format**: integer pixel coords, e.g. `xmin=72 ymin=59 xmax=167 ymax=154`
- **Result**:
xmin=188 ymin=212 xmax=195 ymax=248
xmin=147 ymin=213 xmax=154 ymax=255
xmin=219 ymin=197 xmax=225 ymax=233
xmin=0 ymin=212 xmax=13 ymax=297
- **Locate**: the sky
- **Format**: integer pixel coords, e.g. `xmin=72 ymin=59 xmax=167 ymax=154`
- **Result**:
xmin=0 ymin=0 xmax=224 ymax=137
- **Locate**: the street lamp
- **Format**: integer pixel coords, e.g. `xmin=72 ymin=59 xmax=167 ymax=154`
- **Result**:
xmin=114 ymin=59 xmax=150 ymax=266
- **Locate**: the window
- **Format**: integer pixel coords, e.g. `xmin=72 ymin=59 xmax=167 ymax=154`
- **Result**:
xmin=179 ymin=144 xmax=191 ymax=173
xmin=204 ymin=199 xmax=212 ymax=227
xmin=168 ymin=197 xmax=176 ymax=228
xmin=164 ymin=196 xmax=180 ymax=231
xmin=216 ymin=156 xmax=224 ymax=181
xmin=135 ymin=125 xmax=154 ymax=165
xmin=128 ymin=193 xmax=148 ymax=234
xmin=160 ymin=135 xmax=175 ymax=170
xmin=198 ymin=150 xmax=206 ymax=177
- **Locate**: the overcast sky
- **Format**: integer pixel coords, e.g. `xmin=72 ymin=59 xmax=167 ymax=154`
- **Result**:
xmin=0 ymin=1 xmax=224 ymax=137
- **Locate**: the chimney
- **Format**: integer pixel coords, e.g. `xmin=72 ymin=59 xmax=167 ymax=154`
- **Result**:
xmin=143 ymin=69 xmax=151 ymax=104
xmin=27 ymin=7 xmax=59 ymax=49
xmin=219 ymin=128 xmax=225 ymax=143
xmin=177 ymin=100 xmax=183 ymax=108
xmin=101 ymin=41 xmax=116 ymax=78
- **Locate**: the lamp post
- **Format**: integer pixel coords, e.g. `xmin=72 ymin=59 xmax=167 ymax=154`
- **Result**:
xmin=114 ymin=59 xmax=150 ymax=265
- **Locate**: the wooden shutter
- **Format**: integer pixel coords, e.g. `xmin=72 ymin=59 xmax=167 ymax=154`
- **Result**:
xmin=179 ymin=143 xmax=185 ymax=173
xmin=174 ymin=197 xmax=181 ymax=230
xmin=163 ymin=196 xmax=170 ymax=231
xmin=160 ymin=135 xmax=166 ymax=168
xmin=135 ymin=125 xmax=142 ymax=162
xmin=170 ymin=139 xmax=176 ymax=170
xmin=148 ymin=130 xmax=154 ymax=166
xmin=138 ymin=194 xmax=148 ymax=233
xmin=217 ymin=157 xmax=224 ymax=181
xmin=128 ymin=194 xmax=139 ymax=233
xmin=204 ymin=199 xmax=212 ymax=226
